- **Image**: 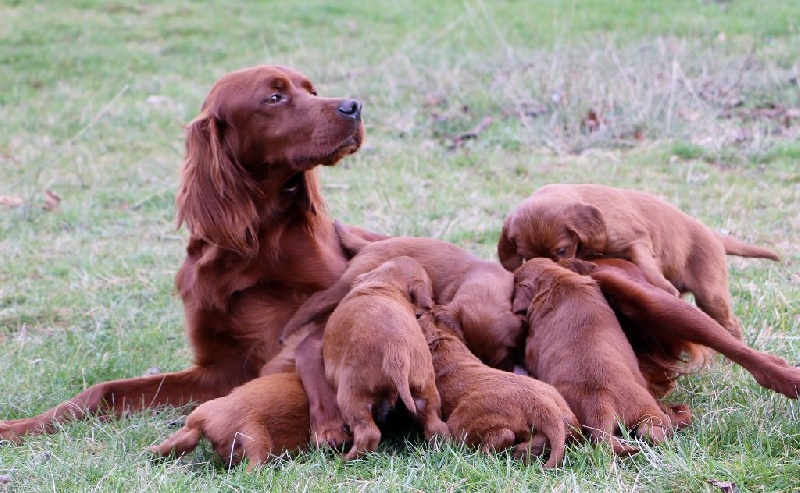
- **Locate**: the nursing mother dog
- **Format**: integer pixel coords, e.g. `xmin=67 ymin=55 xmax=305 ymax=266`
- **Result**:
xmin=0 ymin=65 xmax=385 ymax=444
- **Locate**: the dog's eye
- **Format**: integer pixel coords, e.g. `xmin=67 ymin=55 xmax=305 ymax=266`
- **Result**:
xmin=310 ymin=90 xmax=318 ymax=96
xmin=264 ymin=94 xmax=283 ymax=104
xmin=554 ymin=247 xmax=567 ymax=259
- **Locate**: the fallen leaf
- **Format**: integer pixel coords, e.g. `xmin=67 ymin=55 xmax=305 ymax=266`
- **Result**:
xmin=581 ymin=109 xmax=602 ymax=133
xmin=709 ymin=480 xmax=740 ymax=493
xmin=0 ymin=195 xmax=23 ymax=208
xmin=42 ymin=189 xmax=61 ymax=211
xmin=447 ymin=116 xmax=493 ymax=150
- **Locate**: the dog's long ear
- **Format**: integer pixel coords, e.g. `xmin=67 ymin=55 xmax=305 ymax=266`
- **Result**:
xmin=176 ymin=112 xmax=260 ymax=257
xmin=498 ymin=215 xmax=524 ymax=272
xmin=434 ymin=305 xmax=465 ymax=340
xmin=567 ymin=203 xmax=607 ymax=256
xmin=512 ymin=279 xmax=535 ymax=315
xmin=407 ymin=277 xmax=434 ymax=312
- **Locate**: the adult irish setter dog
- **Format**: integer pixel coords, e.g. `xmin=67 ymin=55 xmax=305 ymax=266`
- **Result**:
xmin=0 ymin=65 xmax=379 ymax=443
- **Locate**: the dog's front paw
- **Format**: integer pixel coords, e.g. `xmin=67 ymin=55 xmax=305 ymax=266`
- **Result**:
xmin=310 ymin=419 xmax=351 ymax=450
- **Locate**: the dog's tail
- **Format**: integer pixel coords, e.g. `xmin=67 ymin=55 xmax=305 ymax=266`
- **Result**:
xmin=537 ymin=410 xmax=579 ymax=468
xmin=716 ymin=233 xmax=780 ymax=261
xmin=334 ymin=220 xmax=372 ymax=258
xmin=383 ymin=351 xmax=417 ymax=416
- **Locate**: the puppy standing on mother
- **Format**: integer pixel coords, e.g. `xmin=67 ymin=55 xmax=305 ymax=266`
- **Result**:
xmin=498 ymin=183 xmax=780 ymax=340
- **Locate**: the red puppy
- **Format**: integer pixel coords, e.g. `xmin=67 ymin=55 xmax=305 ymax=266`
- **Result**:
xmin=149 ymin=371 xmax=309 ymax=472
xmin=323 ymin=257 xmax=450 ymax=460
xmin=418 ymin=312 xmax=578 ymax=468
xmin=499 ymin=183 xmax=780 ymax=339
xmin=513 ymin=258 xmax=673 ymax=455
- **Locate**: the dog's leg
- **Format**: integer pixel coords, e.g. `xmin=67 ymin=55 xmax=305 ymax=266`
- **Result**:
xmin=660 ymin=403 xmax=692 ymax=430
xmin=511 ymin=433 xmax=549 ymax=463
xmin=148 ymin=420 xmax=203 ymax=457
xmin=478 ymin=427 xmax=516 ymax=454
xmin=629 ymin=243 xmax=680 ymax=296
xmin=692 ymin=290 xmax=742 ymax=341
xmin=413 ymin=382 xmax=450 ymax=443
xmin=686 ymin=244 xmax=743 ymax=339
xmin=241 ymin=422 xmax=273 ymax=472
xmin=1 ymin=366 xmax=247 ymax=443
xmin=295 ymin=328 xmax=350 ymax=449
xmin=594 ymin=269 xmax=800 ymax=398
xmin=338 ymin=392 xmax=381 ymax=461
xmin=629 ymin=408 xmax=671 ymax=445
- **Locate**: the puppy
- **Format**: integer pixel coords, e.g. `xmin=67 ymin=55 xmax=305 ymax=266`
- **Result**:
xmin=282 ymin=220 xmax=524 ymax=371
xmin=513 ymin=258 xmax=674 ymax=455
xmin=561 ymin=257 xmax=800 ymax=400
xmin=498 ymin=183 xmax=780 ymax=340
xmin=323 ymin=256 xmax=450 ymax=460
xmin=417 ymin=312 xmax=578 ymax=468
xmin=149 ymin=371 xmax=309 ymax=472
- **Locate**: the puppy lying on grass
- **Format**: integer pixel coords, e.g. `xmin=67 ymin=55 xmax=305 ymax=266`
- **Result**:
xmin=513 ymin=258 xmax=675 ymax=456
xmin=323 ymin=256 xmax=450 ymax=460
xmin=417 ymin=311 xmax=578 ymax=468
xmin=498 ymin=183 xmax=780 ymax=340
xmin=149 ymin=371 xmax=309 ymax=472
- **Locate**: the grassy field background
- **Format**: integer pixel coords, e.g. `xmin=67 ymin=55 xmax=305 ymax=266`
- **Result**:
xmin=1 ymin=0 xmax=799 ymax=491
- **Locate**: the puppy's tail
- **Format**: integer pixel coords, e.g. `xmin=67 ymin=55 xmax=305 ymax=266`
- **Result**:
xmin=540 ymin=418 xmax=568 ymax=468
xmin=383 ymin=351 xmax=417 ymax=416
xmin=716 ymin=233 xmax=780 ymax=261
xmin=334 ymin=220 xmax=372 ymax=258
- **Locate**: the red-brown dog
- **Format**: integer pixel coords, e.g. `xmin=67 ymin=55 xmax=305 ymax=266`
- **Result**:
xmin=0 ymin=65 xmax=382 ymax=443
xmin=499 ymin=183 xmax=780 ymax=340
xmin=561 ymin=257 xmax=800 ymax=400
xmin=149 ymin=371 xmax=309 ymax=472
xmin=513 ymin=258 xmax=673 ymax=455
xmin=282 ymin=221 xmax=524 ymax=371
xmin=418 ymin=312 xmax=578 ymax=468
xmin=323 ymin=257 xmax=450 ymax=460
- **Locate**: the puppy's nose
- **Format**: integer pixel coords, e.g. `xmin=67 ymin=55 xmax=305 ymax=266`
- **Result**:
xmin=337 ymin=99 xmax=362 ymax=120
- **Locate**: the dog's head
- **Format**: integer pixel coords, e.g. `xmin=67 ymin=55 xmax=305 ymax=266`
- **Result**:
xmin=176 ymin=65 xmax=364 ymax=256
xmin=436 ymin=301 xmax=525 ymax=372
xmin=352 ymin=256 xmax=433 ymax=311
xmin=499 ymin=200 xmax=607 ymax=270
xmin=511 ymin=258 xmax=561 ymax=316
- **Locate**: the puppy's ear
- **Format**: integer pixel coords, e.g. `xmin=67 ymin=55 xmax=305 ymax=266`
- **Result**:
xmin=512 ymin=280 xmax=535 ymax=315
xmin=434 ymin=306 xmax=465 ymax=340
xmin=568 ymin=203 xmax=607 ymax=256
xmin=498 ymin=215 xmax=524 ymax=272
xmin=176 ymin=112 xmax=260 ymax=257
xmin=408 ymin=278 xmax=434 ymax=313
xmin=557 ymin=258 xmax=597 ymax=275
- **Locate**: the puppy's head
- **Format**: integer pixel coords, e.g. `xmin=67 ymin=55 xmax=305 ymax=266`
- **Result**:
xmin=352 ymin=256 xmax=433 ymax=310
xmin=511 ymin=258 xmax=560 ymax=315
xmin=438 ymin=302 xmax=525 ymax=371
xmin=498 ymin=201 xmax=607 ymax=269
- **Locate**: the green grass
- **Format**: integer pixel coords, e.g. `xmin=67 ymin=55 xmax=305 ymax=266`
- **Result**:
xmin=2 ymin=0 xmax=799 ymax=491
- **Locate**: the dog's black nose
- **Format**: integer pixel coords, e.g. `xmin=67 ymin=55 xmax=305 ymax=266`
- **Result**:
xmin=337 ymin=99 xmax=362 ymax=120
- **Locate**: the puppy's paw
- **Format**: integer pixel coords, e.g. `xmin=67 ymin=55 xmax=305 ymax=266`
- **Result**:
xmin=311 ymin=421 xmax=351 ymax=450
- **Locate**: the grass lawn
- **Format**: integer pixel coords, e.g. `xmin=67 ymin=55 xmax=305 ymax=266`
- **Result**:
xmin=1 ymin=0 xmax=799 ymax=491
